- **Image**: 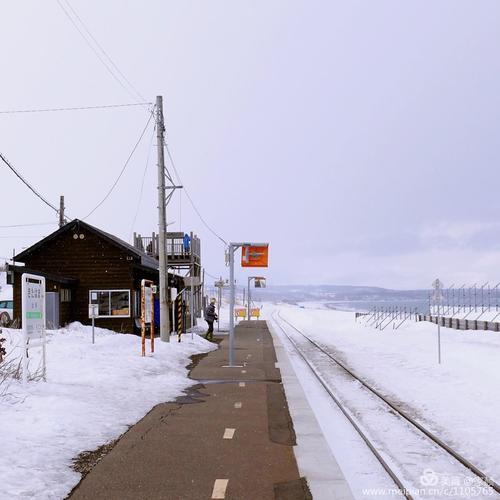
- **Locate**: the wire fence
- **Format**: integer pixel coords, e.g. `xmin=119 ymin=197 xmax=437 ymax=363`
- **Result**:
xmin=356 ymin=282 xmax=500 ymax=331
xmin=355 ymin=306 xmax=419 ymax=330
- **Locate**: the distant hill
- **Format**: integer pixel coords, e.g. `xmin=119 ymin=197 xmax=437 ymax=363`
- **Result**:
xmin=251 ymin=284 xmax=429 ymax=305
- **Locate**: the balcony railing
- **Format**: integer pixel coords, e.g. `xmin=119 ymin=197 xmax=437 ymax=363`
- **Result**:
xmin=133 ymin=231 xmax=200 ymax=264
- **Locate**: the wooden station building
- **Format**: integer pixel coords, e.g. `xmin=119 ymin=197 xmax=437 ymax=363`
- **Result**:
xmin=7 ymin=219 xmax=201 ymax=334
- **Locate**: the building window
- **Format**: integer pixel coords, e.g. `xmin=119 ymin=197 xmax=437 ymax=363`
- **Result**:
xmin=61 ymin=288 xmax=72 ymax=303
xmin=89 ymin=290 xmax=130 ymax=318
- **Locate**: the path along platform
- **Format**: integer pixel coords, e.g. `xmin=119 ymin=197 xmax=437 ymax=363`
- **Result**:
xmin=70 ymin=321 xmax=311 ymax=500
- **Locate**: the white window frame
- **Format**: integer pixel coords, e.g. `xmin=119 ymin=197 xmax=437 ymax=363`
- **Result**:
xmin=88 ymin=289 xmax=131 ymax=318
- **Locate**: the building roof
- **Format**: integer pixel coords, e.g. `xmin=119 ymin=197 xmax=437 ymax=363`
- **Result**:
xmin=14 ymin=219 xmax=159 ymax=271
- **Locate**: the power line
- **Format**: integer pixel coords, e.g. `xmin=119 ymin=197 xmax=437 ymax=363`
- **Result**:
xmin=0 ymin=102 xmax=151 ymax=114
xmin=129 ymin=124 xmax=156 ymax=239
xmin=164 ymin=142 xmax=228 ymax=246
xmin=0 ymin=222 xmax=55 ymax=228
xmin=0 ymin=235 xmax=47 ymax=239
xmin=82 ymin=110 xmax=154 ymax=220
xmin=56 ymin=0 xmax=146 ymax=106
xmin=62 ymin=0 xmax=147 ymax=103
xmin=0 ymin=152 xmax=60 ymax=214
xmin=204 ymin=270 xmax=221 ymax=280
xmin=58 ymin=0 xmax=227 ymax=249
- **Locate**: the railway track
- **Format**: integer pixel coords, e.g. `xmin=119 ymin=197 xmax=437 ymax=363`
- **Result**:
xmin=271 ymin=310 xmax=500 ymax=500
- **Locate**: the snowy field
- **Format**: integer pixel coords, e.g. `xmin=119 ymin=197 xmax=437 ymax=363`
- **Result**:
xmin=0 ymin=322 xmax=216 ymax=499
xmin=270 ymin=304 xmax=500 ymax=493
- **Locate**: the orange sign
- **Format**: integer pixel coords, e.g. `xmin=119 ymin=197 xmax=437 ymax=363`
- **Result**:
xmin=241 ymin=245 xmax=269 ymax=268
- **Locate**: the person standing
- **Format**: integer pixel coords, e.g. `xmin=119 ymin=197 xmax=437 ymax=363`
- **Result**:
xmin=204 ymin=298 xmax=218 ymax=341
xmin=183 ymin=233 xmax=191 ymax=255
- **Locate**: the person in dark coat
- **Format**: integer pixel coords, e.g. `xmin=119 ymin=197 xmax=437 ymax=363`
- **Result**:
xmin=204 ymin=298 xmax=218 ymax=341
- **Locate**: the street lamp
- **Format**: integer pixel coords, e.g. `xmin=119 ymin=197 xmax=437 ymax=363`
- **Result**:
xmin=247 ymin=276 xmax=266 ymax=321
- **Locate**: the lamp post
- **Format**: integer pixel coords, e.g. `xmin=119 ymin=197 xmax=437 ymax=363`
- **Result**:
xmin=227 ymin=242 xmax=269 ymax=367
xmin=247 ymin=276 xmax=266 ymax=321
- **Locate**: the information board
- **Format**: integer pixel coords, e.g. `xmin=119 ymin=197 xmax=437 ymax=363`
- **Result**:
xmin=140 ymin=279 xmax=155 ymax=356
xmin=144 ymin=286 xmax=153 ymax=324
xmin=88 ymin=304 xmax=99 ymax=318
xmin=21 ymin=273 xmax=46 ymax=383
xmin=22 ymin=274 xmax=45 ymax=339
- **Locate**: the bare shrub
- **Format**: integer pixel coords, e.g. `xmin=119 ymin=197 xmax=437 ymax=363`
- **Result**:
xmin=0 ymin=328 xmax=45 ymax=399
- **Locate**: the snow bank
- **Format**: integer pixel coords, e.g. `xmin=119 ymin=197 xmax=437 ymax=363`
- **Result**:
xmin=0 ymin=322 xmax=216 ymax=499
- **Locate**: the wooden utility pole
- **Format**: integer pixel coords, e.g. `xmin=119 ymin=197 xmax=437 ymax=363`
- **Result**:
xmin=59 ymin=196 xmax=65 ymax=228
xmin=157 ymin=96 xmax=170 ymax=342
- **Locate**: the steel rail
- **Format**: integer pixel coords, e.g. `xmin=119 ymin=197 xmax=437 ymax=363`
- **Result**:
xmin=271 ymin=311 xmax=414 ymax=500
xmin=276 ymin=310 xmax=500 ymax=495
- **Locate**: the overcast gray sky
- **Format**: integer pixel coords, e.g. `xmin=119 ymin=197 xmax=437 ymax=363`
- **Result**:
xmin=2 ymin=1 xmax=500 ymax=289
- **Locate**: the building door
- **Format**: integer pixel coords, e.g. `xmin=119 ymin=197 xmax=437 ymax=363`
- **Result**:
xmin=46 ymin=292 xmax=60 ymax=329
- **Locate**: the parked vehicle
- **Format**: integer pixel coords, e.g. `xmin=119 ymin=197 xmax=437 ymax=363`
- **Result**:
xmin=0 ymin=300 xmax=13 ymax=326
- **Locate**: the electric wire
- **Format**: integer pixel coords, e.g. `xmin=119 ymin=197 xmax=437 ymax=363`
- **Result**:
xmin=0 ymin=235 xmax=46 ymax=239
xmin=55 ymin=2 xmax=227 ymax=251
xmin=164 ymin=142 xmax=228 ymax=246
xmin=56 ymin=0 xmax=146 ymax=106
xmin=62 ymin=0 xmax=147 ymax=104
xmin=0 ymin=102 xmax=151 ymax=114
xmin=0 ymin=152 xmax=60 ymax=214
xmin=129 ymin=124 xmax=156 ymax=239
xmin=204 ymin=270 xmax=220 ymax=280
xmin=82 ymin=110 xmax=154 ymax=220
xmin=0 ymin=222 xmax=55 ymax=228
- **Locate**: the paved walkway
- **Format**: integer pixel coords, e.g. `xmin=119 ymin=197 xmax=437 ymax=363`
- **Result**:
xmin=70 ymin=321 xmax=310 ymax=500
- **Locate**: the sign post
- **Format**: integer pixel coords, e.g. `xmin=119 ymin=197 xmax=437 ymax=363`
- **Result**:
xmin=432 ymin=278 xmax=444 ymax=364
xmin=21 ymin=273 xmax=46 ymax=384
xmin=227 ymin=242 xmax=269 ymax=367
xmin=141 ymin=279 xmax=155 ymax=356
xmin=88 ymin=304 xmax=99 ymax=344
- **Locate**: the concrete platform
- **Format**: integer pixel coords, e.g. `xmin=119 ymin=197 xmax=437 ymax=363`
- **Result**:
xmin=69 ymin=321 xmax=310 ymax=500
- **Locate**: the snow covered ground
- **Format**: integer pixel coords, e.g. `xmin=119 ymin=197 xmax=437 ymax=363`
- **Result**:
xmin=0 ymin=270 xmax=12 ymax=300
xmin=0 ymin=322 xmax=216 ymax=499
xmin=268 ymin=303 xmax=500 ymax=496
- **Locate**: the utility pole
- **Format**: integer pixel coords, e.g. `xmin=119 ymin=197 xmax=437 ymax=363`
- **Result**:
xmin=190 ymin=231 xmax=195 ymax=339
xmin=228 ymin=244 xmax=236 ymax=365
xmin=157 ymin=96 xmax=170 ymax=342
xmin=59 ymin=196 xmax=65 ymax=228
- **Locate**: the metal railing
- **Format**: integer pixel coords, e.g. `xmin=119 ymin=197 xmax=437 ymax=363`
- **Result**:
xmin=133 ymin=232 xmax=200 ymax=261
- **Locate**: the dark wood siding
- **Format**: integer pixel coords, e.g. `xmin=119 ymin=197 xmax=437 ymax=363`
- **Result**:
xmin=15 ymin=228 xmax=137 ymax=332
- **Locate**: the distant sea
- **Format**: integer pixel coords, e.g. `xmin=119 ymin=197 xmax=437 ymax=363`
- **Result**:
xmin=251 ymin=285 xmax=430 ymax=314
xmin=304 ymin=299 xmax=429 ymax=314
